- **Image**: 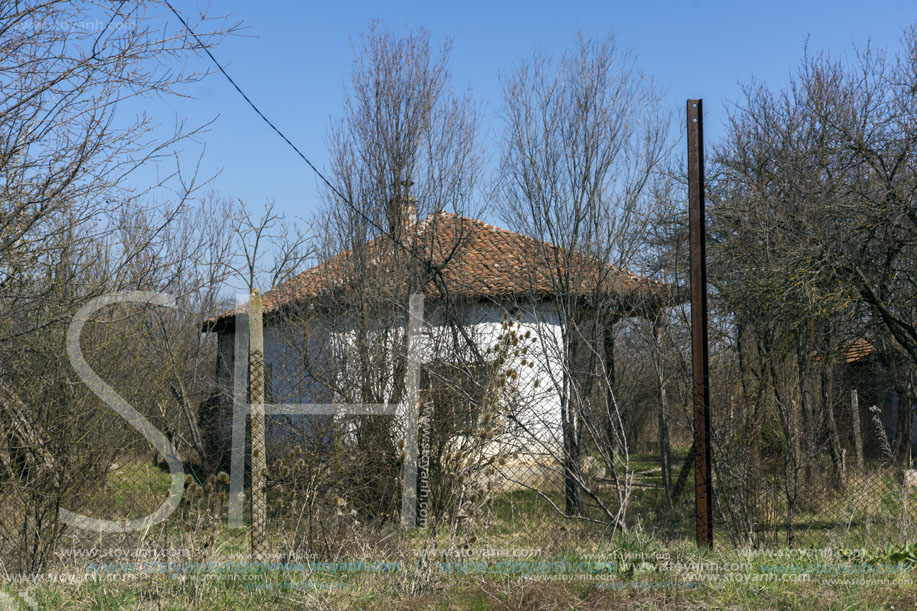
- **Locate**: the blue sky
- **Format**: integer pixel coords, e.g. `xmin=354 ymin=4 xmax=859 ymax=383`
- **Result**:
xmin=136 ymin=0 xmax=914 ymax=224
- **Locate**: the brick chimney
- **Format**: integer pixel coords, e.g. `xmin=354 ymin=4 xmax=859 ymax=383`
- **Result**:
xmin=403 ymin=196 xmax=417 ymax=228
xmin=389 ymin=179 xmax=417 ymax=234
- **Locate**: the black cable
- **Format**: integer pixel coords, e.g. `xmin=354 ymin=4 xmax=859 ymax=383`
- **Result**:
xmin=162 ymin=0 xmax=417 ymax=259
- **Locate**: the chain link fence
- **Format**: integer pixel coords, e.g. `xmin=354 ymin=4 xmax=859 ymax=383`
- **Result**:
xmin=1 ymin=297 xmax=915 ymax=581
xmin=712 ymin=390 xmax=915 ymax=549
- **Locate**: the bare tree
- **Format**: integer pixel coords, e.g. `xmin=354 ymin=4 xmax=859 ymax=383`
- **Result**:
xmin=703 ymin=26 xmax=917 ymax=544
xmin=255 ymin=21 xmax=485 ymax=532
xmin=496 ymin=32 xmax=670 ymax=527
xmin=0 ymin=1 xmax=237 ymax=572
xmin=227 ymin=196 xmax=315 ymax=294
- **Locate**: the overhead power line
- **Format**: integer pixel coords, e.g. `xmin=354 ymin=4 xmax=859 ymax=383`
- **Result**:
xmin=162 ymin=0 xmax=417 ymax=259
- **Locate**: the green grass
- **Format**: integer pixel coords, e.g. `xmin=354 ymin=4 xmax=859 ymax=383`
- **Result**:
xmin=10 ymin=538 xmax=916 ymax=610
xmin=5 ymin=458 xmax=916 ymax=609
xmin=104 ymin=461 xmax=173 ymax=516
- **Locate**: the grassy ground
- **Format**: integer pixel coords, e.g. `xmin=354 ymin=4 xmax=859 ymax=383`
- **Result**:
xmin=3 ymin=458 xmax=915 ymax=609
xmin=7 ymin=530 xmax=915 ymax=609
xmin=8 ymin=570 xmax=916 ymax=610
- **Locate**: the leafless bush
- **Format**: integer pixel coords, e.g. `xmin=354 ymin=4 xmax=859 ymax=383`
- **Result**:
xmin=496 ymin=31 xmax=672 ymax=530
xmin=0 ymin=2 xmax=239 ymax=573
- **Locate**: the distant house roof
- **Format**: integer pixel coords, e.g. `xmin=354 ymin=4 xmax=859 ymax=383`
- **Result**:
xmin=207 ymin=212 xmax=684 ymax=331
xmin=844 ymin=338 xmax=876 ymax=364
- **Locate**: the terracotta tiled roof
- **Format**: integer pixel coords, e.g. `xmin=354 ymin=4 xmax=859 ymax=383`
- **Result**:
xmin=843 ymin=338 xmax=875 ymax=364
xmin=208 ymin=212 xmax=682 ymax=328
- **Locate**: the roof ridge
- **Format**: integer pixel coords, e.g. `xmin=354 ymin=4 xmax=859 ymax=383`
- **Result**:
xmin=205 ymin=210 xmax=680 ymax=327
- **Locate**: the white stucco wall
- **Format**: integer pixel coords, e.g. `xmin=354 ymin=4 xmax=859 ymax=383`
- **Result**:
xmin=215 ymin=299 xmax=570 ymax=459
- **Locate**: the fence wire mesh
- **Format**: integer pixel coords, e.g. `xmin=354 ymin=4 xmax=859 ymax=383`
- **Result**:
xmin=1 ymin=300 xmax=915 ymax=581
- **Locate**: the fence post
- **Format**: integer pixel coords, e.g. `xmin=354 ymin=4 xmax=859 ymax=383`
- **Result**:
xmin=688 ymin=98 xmax=713 ymax=547
xmin=400 ymin=294 xmax=423 ymax=528
xmin=249 ymin=289 xmax=267 ymax=561
xmin=851 ymin=389 xmax=865 ymax=473
xmin=417 ymin=400 xmax=430 ymax=528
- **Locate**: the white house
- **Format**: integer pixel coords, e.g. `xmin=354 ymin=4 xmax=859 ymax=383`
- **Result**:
xmin=202 ymin=209 xmax=679 ymax=489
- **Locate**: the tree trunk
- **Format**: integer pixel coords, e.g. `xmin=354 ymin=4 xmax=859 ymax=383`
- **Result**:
xmin=822 ymin=364 xmax=845 ymax=489
xmin=894 ymin=376 xmax=913 ymax=467
xmin=672 ymin=440 xmax=695 ymax=500
xmin=653 ymin=318 xmax=672 ymax=502
xmin=602 ymin=316 xmax=616 ymax=454
xmin=561 ymin=390 xmax=583 ymax=515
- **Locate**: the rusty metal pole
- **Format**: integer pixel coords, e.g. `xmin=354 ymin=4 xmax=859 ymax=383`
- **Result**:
xmin=687 ymin=99 xmax=713 ymax=547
